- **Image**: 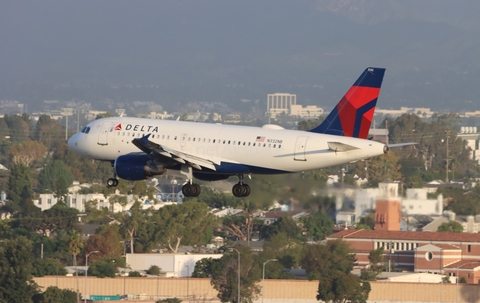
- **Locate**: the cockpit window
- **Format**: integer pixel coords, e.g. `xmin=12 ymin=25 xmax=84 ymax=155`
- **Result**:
xmin=82 ymin=126 xmax=91 ymax=134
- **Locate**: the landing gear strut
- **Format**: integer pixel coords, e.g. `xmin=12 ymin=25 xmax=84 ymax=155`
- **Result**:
xmin=107 ymin=164 xmax=119 ymax=187
xmin=232 ymin=174 xmax=251 ymax=197
xmin=180 ymin=165 xmax=201 ymax=197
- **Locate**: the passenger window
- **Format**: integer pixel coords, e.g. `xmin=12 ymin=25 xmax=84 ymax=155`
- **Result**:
xmin=174 ymin=136 xmax=177 ymax=140
xmin=167 ymin=136 xmax=170 ymax=139
xmin=213 ymin=139 xmax=216 ymax=143
xmin=273 ymin=144 xmax=276 ymax=148
xmin=188 ymin=137 xmax=191 ymax=141
xmin=248 ymin=142 xmax=250 ymax=146
xmin=193 ymin=138 xmax=196 ymax=142
xmin=253 ymin=143 xmax=256 ymax=146
xmin=279 ymin=145 xmax=281 ymax=148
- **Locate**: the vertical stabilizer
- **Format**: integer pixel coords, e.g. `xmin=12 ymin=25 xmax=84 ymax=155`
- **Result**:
xmin=309 ymin=67 xmax=385 ymax=139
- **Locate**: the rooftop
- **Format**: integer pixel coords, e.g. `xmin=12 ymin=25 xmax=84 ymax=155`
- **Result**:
xmin=328 ymin=229 xmax=480 ymax=243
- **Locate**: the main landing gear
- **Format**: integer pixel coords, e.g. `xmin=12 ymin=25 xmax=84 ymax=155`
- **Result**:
xmin=182 ymin=183 xmax=201 ymax=197
xmin=232 ymin=174 xmax=251 ymax=197
xmin=180 ymin=165 xmax=202 ymax=197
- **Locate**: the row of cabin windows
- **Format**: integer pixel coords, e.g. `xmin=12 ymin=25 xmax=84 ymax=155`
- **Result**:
xmin=116 ymin=132 xmax=282 ymax=149
xmin=374 ymin=241 xmax=420 ymax=251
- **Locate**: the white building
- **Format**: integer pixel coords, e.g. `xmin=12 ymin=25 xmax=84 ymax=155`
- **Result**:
xmin=354 ymin=183 xmax=443 ymax=222
xmin=126 ymin=253 xmax=223 ymax=277
xmin=402 ymin=188 xmax=443 ymax=216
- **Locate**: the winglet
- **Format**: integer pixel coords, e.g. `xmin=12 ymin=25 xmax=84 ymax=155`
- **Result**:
xmin=309 ymin=67 xmax=385 ymax=139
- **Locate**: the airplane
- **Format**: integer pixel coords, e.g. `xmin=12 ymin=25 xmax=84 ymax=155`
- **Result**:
xmin=68 ymin=67 xmax=401 ymax=198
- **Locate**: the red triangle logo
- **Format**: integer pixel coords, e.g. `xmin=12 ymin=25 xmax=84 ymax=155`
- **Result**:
xmin=114 ymin=124 xmax=122 ymax=130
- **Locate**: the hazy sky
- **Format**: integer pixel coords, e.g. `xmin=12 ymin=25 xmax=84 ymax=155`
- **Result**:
xmin=2 ymin=1 xmax=480 ymax=111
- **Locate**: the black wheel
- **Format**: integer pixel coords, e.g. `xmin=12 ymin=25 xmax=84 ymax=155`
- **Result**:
xmin=107 ymin=178 xmax=118 ymax=187
xmin=192 ymin=184 xmax=201 ymax=197
xmin=182 ymin=184 xmax=193 ymax=197
xmin=242 ymin=184 xmax=251 ymax=197
xmin=232 ymin=184 xmax=244 ymax=197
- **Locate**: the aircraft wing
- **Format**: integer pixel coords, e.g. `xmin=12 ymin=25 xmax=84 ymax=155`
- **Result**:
xmin=132 ymin=134 xmax=220 ymax=171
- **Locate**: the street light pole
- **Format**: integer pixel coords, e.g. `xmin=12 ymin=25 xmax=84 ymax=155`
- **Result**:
xmin=186 ymin=265 xmax=190 ymax=298
xmin=229 ymin=248 xmax=241 ymax=303
xmin=84 ymin=251 xmax=99 ymax=303
xmin=262 ymin=259 xmax=278 ymax=303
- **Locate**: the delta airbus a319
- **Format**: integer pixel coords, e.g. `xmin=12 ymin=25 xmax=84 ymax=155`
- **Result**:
xmin=68 ymin=67 xmax=402 ymax=198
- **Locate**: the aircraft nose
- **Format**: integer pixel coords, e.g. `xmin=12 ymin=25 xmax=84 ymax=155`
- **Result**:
xmin=68 ymin=133 xmax=80 ymax=152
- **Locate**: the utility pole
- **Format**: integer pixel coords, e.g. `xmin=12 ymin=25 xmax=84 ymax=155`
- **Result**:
xmin=446 ymin=130 xmax=450 ymax=183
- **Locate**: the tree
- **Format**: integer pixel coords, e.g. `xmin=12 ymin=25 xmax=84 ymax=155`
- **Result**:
xmin=121 ymin=201 xmax=142 ymax=253
xmin=38 ymin=159 xmax=74 ymax=202
xmin=84 ymin=225 xmax=124 ymax=263
xmin=33 ymin=114 xmax=65 ymax=150
xmin=31 ymin=258 xmax=68 ymax=277
xmin=260 ymin=216 xmax=304 ymax=241
xmin=153 ymin=202 xmax=217 ymax=253
xmin=317 ymin=271 xmax=371 ymax=303
xmin=3 ymin=114 xmax=30 ymax=143
xmin=259 ymin=232 xmax=301 ymax=279
xmin=192 ymin=257 xmax=225 ymax=278
xmin=33 ymin=286 xmax=78 ymax=303
xmin=6 ymin=163 xmax=36 ymax=213
xmin=88 ymin=261 xmax=117 ymax=278
xmin=147 ymin=265 xmax=161 ymax=276
xmin=360 ymin=247 xmax=386 ymax=281
xmin=0 ymin=237 xmax=39 ymax=302
xmin=8 ymin=140 xmax=47 ymax=167
xmin=210 ymin=246 xmax=261 ymax=303
xmin=302 ymin=211 xmax=334 ymax=241
xmin=26 ymin=203 xmax=79 ymax=237
xmin=437 ymin=221 xmax=464 ymax=232
xmin=300 ymin=239 xmax=356 ymax=281
xmin=301 ymin=240 xmax=371 ymax=303
xmin=67 ymin=231 xmax=84 ymax=301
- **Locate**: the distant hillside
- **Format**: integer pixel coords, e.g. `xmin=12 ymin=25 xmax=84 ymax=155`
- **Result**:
xmin=1 ymin=0 xmax=480 ymax=112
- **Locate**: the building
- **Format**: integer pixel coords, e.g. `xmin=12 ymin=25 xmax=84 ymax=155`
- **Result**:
xmin=327 ymin=229 xmax=480 ymax=284
xmin=289 ymin=104 xmax=324 ymax=119
xmin=267 ymin=93 xmax=296 ymax=117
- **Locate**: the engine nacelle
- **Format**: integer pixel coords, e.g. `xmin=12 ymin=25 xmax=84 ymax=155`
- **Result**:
xmin=114 ymin=153 xmax=165 ymax=180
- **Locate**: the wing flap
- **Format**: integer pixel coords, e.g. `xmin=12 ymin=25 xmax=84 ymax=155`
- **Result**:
xmin=132 ymin=134 xmax=218 ymax=171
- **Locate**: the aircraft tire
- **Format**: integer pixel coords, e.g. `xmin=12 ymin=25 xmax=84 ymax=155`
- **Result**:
xmin=182 ymin=184 xmax=193 ymax=197
xmin=107 ymin=178 xmax=119 ymax=187
xmin=232 ymin=184 xmax=244 ymax=197
xmin=192 ymin=184 xmax=201 ymax=197
xmin=242 ymin=184 xmax=251 ymax=197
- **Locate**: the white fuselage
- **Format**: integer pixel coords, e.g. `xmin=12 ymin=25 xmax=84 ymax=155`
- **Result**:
xmin=68 ymin=117 xmax=386 ymax=175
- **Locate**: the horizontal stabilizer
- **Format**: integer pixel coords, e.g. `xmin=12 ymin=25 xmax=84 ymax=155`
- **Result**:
xmin=327 ymin=142 xmax=360 ymax=152
xmin=387 ymin=142 xmax=417 ymax=148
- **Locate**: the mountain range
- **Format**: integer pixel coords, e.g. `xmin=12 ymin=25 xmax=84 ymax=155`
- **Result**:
xmin=1 ymin=0 xmax=480 ymax=113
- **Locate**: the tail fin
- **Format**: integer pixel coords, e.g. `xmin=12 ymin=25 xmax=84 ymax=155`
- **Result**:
xmin=309 ymin=67 xmax=385 ymax=139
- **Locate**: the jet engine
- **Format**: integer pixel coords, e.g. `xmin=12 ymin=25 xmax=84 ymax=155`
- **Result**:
xmin=114 ymin=153 xmax=165 ymax=180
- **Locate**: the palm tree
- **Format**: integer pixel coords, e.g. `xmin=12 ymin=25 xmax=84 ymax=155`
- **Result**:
xmin=67 ymin=231 xmax=84 ymax=301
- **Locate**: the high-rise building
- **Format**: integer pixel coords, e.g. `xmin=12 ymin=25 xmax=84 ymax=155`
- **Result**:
xmin=267 ymin=93 xmax=296 ymax=117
